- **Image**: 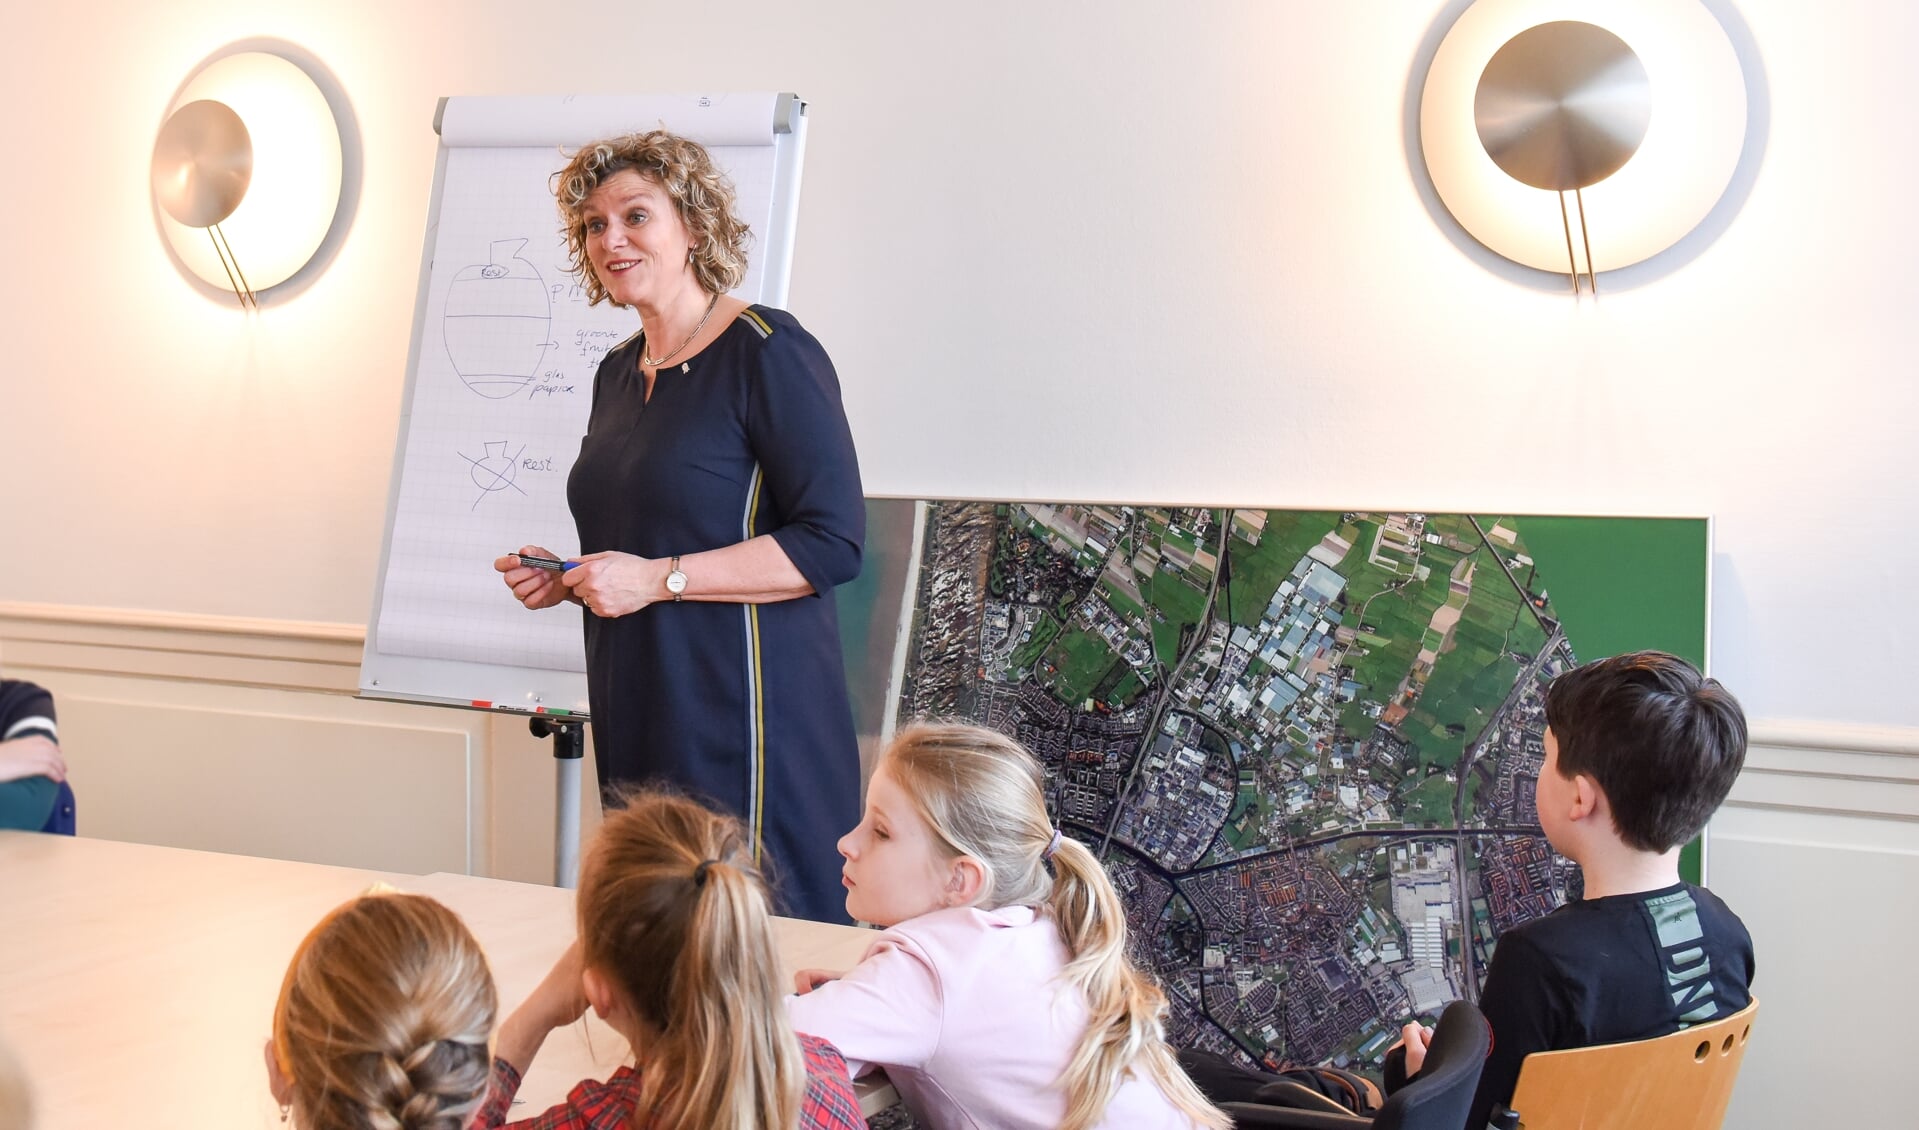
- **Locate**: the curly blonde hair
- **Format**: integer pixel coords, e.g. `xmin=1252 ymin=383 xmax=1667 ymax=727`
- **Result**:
xmin=553 ymin=130 xmax=752 ymax=304
xmin=273 ymin=893 xmax=497 ymax=1130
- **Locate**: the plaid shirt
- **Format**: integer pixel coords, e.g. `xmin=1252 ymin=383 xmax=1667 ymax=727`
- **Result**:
xmin=474 ymin=1032 xmax=865 ymax=1130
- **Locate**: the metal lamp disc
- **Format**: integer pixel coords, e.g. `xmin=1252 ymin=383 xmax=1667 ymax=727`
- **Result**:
xmin=1475 ymin=21 xmax=1652 ymax=191
xmin=151 ymin=99 xmax=253 ymax=228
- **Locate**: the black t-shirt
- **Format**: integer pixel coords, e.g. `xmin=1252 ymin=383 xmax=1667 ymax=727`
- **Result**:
xmin=1467 ymin=881 xmax=1755 ymax=1129
xmin=1 ymin=677 xmax=56 ymax=737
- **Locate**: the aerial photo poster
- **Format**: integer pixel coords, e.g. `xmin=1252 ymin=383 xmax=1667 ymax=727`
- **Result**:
xmin=838 ymin=502 xmax=1708 ymax=1073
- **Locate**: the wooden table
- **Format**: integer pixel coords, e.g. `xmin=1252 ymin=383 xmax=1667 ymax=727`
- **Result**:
xmin=0 ymin=832 xmax=892 ymax=1127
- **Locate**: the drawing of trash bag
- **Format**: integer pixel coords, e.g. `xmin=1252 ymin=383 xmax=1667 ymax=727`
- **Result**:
xmin=444 ymin=238 xmax=551 ymax=399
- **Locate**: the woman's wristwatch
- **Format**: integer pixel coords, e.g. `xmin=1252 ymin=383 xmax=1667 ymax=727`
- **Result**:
xmin=664 ymin=556 xmax=688 ymax=602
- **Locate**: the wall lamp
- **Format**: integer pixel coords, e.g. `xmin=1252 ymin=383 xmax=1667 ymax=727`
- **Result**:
xmin=150 ymin=51 xmax=344 ymax=309
xmin=1420 ymin=0 xmax=1747 ymax=295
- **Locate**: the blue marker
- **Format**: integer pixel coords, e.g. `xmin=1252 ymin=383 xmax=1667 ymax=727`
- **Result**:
xmin=514 ymin=552 xmax=578 ymax=572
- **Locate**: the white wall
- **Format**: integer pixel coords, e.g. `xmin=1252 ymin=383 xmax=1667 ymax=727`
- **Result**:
xmin=3 ymin=0 xmax=1914 ymax=723
xmin=0 ymin=2 xmax=1912 ymax=1125
xmin=1710 ymin=727 xmax=1918 ymax=1127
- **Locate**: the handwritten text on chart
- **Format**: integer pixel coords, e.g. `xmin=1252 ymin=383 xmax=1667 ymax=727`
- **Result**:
xmin=529 ymin=370 xmax=579 ymax=399
xmin=574 ymin=328 xmax=622 ymax=359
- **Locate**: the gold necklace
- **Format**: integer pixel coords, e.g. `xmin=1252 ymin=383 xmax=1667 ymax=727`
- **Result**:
xmin=640 ymin=292 xmax=720 ymax=369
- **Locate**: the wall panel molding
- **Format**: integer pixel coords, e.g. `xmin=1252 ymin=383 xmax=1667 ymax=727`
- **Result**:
xmin=1718 ymin=720 xmax=1919 ymax=858
xmin=0 ymin=599 xmax=364 ymax=643
xmin=1730 ymin=721 xmax=1919 ymax=826
xmin=0 ymin=601 xmax=494 ymax=876
xmin=1748 ymin=719 xmax=1919 ymax=757
xmin=7 ymin=599 xmax=1913 ymax=869
xmin=0 ymin=600 xmax=364 ymax=695
xmin=61 ymin=692 xmax=475 ymax=874
xmin=5 ymin=599 xmax=1915 ymax=735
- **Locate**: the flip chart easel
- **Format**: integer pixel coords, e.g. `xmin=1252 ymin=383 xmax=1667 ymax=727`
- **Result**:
xmin=360 ymin=92 xmax=810 ymax=885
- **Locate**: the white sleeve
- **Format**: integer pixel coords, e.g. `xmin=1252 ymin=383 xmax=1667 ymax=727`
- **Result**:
xmin=2 ymin=715 xmax=56 ymax=741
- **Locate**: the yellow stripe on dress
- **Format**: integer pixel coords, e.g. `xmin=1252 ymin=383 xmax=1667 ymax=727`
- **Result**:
xmin=739 ymin=307 xmax=774 ymax=338
xmin=743 ymin=464 xmax=767 ymax=861
xmin=748 ymin=605 xmax=767 ymax=862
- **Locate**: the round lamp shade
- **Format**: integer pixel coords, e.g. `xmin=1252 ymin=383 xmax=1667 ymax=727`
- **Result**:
xmin=1421 ymin=0 xmax=1746 ymax=276
xmin=152 ymin=100 xmax=254 ymax=227
xmin=1474 ymin=22 xmax=1651 ymax=192
xmin=152 ymin=52 xmax=343 ymax=296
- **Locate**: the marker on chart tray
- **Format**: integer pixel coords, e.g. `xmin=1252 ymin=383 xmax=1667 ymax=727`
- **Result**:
xmin=469 ymin=701 xmax=580 ymax=717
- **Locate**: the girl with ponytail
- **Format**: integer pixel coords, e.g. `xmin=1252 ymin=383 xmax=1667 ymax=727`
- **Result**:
xmin=267 ymin=892 xmax=498 ymax=1130
xmin=475 ymin=791 xmax=863 ymax=1129
xmin=787 ymin=722 xmax=1228 ymax=1130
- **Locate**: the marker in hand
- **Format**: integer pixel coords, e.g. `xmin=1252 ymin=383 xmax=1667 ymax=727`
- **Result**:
xmin=514 ymin=552 xmax=578 ymax=572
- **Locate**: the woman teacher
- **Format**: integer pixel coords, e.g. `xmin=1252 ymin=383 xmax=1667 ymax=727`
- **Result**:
xmin=494 ymin=131 xmax=863 ymax=924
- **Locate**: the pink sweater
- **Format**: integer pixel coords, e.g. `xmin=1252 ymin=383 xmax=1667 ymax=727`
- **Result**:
xmin=786 ymin=904 xmax=1204 ymax=1130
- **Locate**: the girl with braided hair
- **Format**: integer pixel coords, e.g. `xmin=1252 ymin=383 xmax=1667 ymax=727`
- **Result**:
xmin=787 ymin=722 xmax=1229 ymax=1130
xmin=475 ymin=791 xmax=862 ymax=1129
xmin=266 ymin=892 xmax=497 ymax=1130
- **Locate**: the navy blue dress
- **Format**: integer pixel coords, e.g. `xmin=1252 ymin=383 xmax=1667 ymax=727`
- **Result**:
xmin=568 ymin=306 xmax=864 ymax=924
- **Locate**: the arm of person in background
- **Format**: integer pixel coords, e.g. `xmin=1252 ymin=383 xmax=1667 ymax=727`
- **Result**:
xmin=560 ymin=318 xmax=865 ymax=620
xmin=0 ymin=678 xmax=65 ymax=831
xmin=0 ymin=735 xmax=63 ymax=785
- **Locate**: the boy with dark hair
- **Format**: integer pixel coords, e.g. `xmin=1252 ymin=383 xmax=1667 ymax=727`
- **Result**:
xmin=1397 ymin=650 xmax=1755 ymax=1128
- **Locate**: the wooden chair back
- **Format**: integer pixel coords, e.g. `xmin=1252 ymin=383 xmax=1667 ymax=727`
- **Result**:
xmin=1505 ymin=998 xmax=1758 ymax=1130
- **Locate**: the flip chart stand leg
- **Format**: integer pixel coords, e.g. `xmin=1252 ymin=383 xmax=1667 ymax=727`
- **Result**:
xmin=530 ymin=718 xmax=585 ymax=888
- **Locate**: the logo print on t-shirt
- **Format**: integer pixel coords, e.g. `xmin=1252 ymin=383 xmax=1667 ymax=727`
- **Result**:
xmin=1646 ymin=889 xmax=1720 ymax=1024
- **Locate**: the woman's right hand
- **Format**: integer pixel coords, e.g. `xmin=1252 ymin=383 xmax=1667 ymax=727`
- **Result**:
xmin=494 ymin=545 xmax=572 ymax=610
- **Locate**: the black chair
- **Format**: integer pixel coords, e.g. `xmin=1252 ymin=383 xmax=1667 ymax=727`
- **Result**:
xmin=1221 ymin=1000 xmax=1490 ymax=1130
xmin=38 ymin=779 xmax=76 ymax=835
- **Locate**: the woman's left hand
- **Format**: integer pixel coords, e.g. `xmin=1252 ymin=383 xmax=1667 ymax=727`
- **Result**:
xmin=561 ymin=551 xmax=662 ymax=618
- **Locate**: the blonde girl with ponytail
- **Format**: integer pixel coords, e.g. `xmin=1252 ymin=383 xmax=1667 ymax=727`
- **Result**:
xmin=788 ymin=722 xmax=1228 ymax=1130
xmin=475 ymin=791 xmax=864 ymax=1130
xmin=266 ymin=892 xmax=498 ymax=1130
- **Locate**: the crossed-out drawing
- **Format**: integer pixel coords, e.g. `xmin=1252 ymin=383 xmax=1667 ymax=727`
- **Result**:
xmin=460 ymin=440 xmax=528 ymax=509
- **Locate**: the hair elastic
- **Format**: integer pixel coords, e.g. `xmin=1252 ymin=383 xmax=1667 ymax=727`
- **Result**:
xmin=693 ymin=858 xmax=720 ymax=887
xmin=1043 ymin=828 xmax=1064 ymax=861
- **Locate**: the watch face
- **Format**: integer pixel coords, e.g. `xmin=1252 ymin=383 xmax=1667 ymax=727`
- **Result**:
xmin=666 ymin=570 xmax=687 ymax=593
